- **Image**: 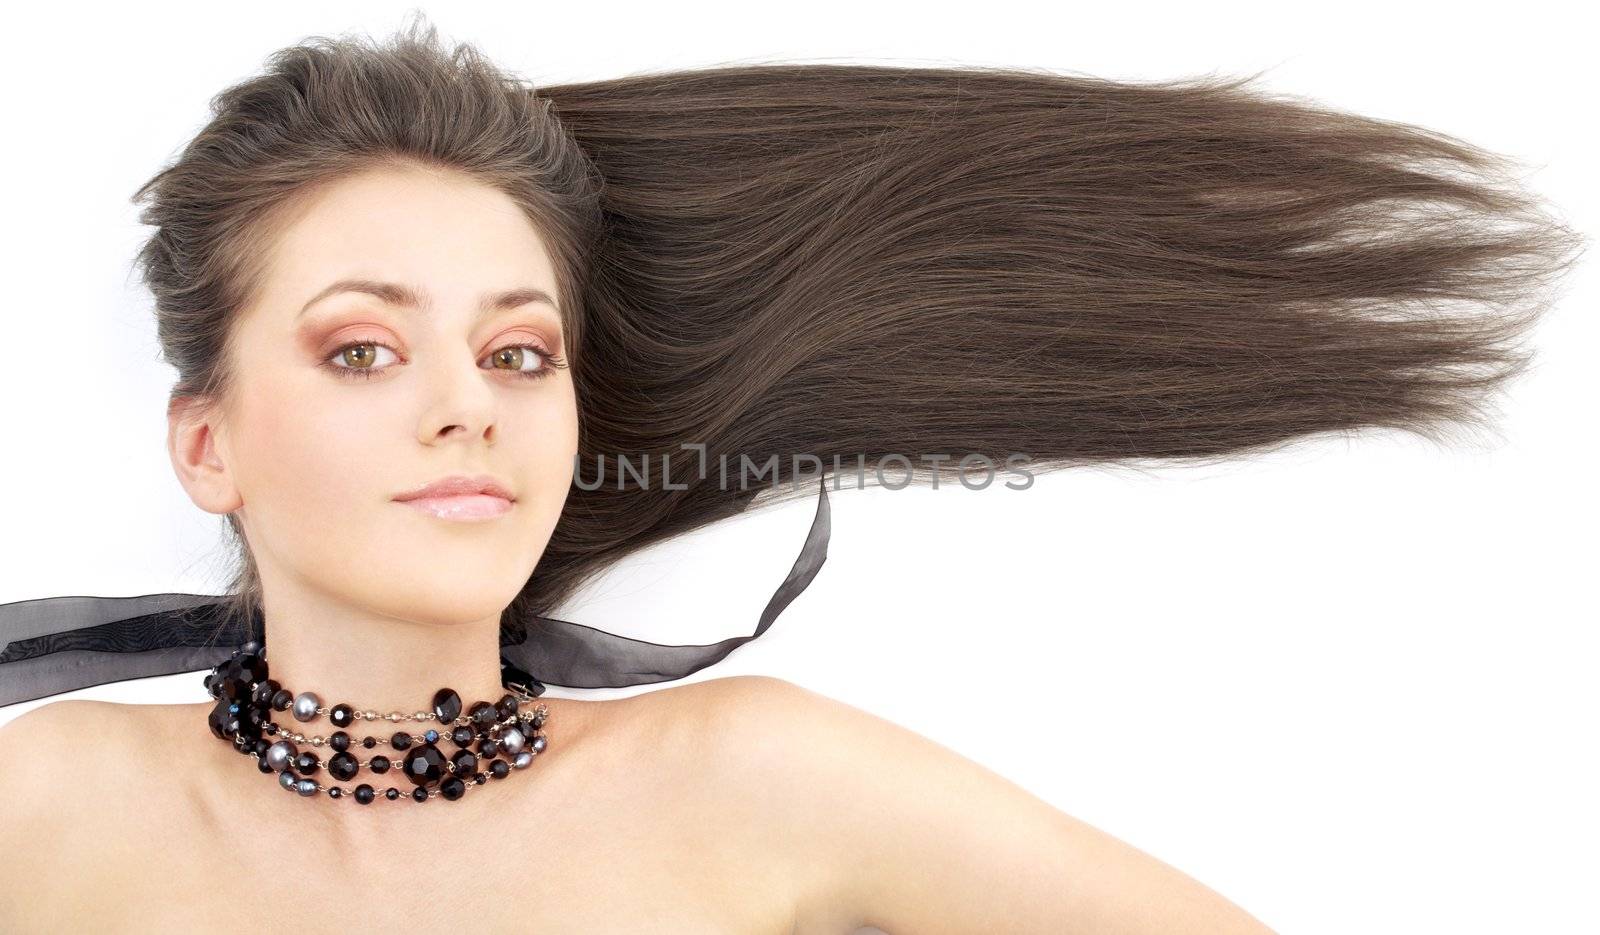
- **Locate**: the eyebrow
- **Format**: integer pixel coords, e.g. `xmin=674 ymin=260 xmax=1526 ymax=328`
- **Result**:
xmin=297 ymin=279 xmax=560 ymax=320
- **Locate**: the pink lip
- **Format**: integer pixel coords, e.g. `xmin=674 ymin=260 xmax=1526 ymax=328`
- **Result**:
xmin=393 ymin=473 xmax=516 ymax=523
xmin=393 ymin=473 xmax=516 ymax=503
xmin=399 ymin=494 xmax=514 ymax=522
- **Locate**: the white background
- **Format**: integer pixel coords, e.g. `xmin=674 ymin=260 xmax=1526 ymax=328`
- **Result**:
xmin=1 ymin=3 xmax=1594 ymax=933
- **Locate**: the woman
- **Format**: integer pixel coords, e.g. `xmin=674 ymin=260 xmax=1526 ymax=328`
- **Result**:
xmin=0 ymin=16 xmax=1578 ymax=933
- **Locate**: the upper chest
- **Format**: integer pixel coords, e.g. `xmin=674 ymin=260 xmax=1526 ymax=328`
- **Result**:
xmin=20 ymin=689 xmax=802 ymax=934
xmin=93 ymin=807 xmax=796 ymax=934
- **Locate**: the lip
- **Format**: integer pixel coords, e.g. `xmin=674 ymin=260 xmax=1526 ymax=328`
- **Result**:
xmin=398 ymin=494 xmax=514 ymax=522
xmin=393 ymin=474 xmax=516 ymax=523
xmin=393 ymin=473 xmax=517 ymax=503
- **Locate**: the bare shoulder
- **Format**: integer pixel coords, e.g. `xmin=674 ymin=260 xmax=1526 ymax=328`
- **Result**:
xmin=633 ymin=675 xmax=823 ymax=775
xmin=659 ymin=676 xmax=1277 ymax=935
xmin=0 ymin=700 xmax=156 ymax=923
xmin=0 ymin=699 xmax=186 ymax=819
xmin=628 ymin=676 xmax=876 ymax=932
xmin=0 ymin=696 xmax=159 ymax=740
xmin=0 ymin=697 xmax=121 ymax=741
xmin=0 ymin=697 xmax=183 ymax=763
xmin=0 ymin=698 xmax=142 ymax=790
xmin=0 ymin=699 xmax=159 ymax=805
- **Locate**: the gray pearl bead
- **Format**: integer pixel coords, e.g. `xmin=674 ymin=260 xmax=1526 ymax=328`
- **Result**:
xmin=278 ymin=770 xmax=298 ymax=791
xmin=530 ymin=735 xmax=547 ymax=754
xmin=512 ymin=751 xmax=533 ymax=770
xmin=295 ymin=778 xmax=319 ymax=796
xmin=499 ymin=726 xmax=525 ymax=754
xmin=266 ymin=740 xmax=298 ymax=771
xmin=292 ymin=692 xmax=320 ymax=722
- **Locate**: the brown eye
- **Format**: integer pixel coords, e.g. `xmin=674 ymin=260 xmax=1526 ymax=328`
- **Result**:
xmin=490 ymin=346 xmax=529 ymax=370
xmin=481 ymin=343 xmax=561 ymax=380
xmin=339 ymin=344 xmax=379 ymax=368
xmin=325 ymin=341 xmax=401 ymax=379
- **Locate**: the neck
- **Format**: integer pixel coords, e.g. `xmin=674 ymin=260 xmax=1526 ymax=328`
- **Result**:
xmin=257 ymin=595 xmax=513 ymax=718
xmin=193 ymin=599 xmax=594 ymax=836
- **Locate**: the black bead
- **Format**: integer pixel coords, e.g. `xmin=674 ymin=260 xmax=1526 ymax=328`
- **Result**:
xmin=402 ymin=743 xmax=447 ymax=787
xmin=412 ymin=787 xmax=429 ymax=803
xmin=495 ymin=693 xmax=519 ymax=719
xmin=450 ymin=750 xmax=478 ymax=777
xmin=328 ymin=752 xmax=360 ymax=781
xmin=252 ymin=738 xmax=271 ymax=756
xmin=207 ymin=699 xmax=236 ymax=740
xmin=236 ymin=706 xmax=265 ymax=741
xmin=362 ymin=736 xmax=377 ymax=749
xmin=239 ymin=654 xmax=267 ymax=682
xmin=330 ymin=731 xmax=350 ymax=753
xmin=328 ymin=787 xmax=342 ymax=799
xmin=238 ymin=710 xmax=260 ymax=735
xmin=293 ymin=752 xmax=320 ymax=775
xmin=451 ymin=726 xmax=475 ymax=746
xmin=468 ymin=701 xmax=498 ymax=729
xmin=440 ymin=777 xmax=466 ymax=801
xmin=391 ymin=732 xmax=413 ymax=750
xmin=531 ymin=712 xmax=545 ymax=729
xmin=432 ymin=688 xmax=462 ymax=724
xmin=270 ymin=690 xmax=293 ymax=711
xmin=240 ymin=639 xmax=262 ymax=656
xmin=370 ymin=755 xmax=391 ymax=774
xmin=489 ymin=759 xmax=510 ymax=779
xmin=478 ymin=738 xmax=499 ymax=757
xmin=472 ymin=772 xmax=487 ymax=784
xmin=256 ymin=754 xmax=275 ymax=774
xmin=354 ymin=784 xmax=375 ymax=805
xmin=330 ymin=704 xmax=354 ymax=728
xmin=217 ymin=676 xmax=250 ymax=702
xmin=384 ymin=787 xmax=400 ymax=801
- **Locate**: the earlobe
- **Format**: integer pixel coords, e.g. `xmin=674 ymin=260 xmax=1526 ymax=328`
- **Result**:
xmin=167 ymin=397 xmax=243 ymax=514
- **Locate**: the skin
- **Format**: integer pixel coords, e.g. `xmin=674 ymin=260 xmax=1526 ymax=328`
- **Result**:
xmin=0 ymin=163 xmax=802 ymax=929
xmin=0 ymin=160 xmax=1278 ymax=933
xmin=171 ymin=160 xmax=582 ymax=783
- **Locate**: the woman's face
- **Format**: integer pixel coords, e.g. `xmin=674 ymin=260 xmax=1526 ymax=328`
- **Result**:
xmin=192 ymin=163 xmax=578 ymax=625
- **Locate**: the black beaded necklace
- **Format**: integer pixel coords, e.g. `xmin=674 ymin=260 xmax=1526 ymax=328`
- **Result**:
xmin=205 ymin=639 xmax=551 ymax=805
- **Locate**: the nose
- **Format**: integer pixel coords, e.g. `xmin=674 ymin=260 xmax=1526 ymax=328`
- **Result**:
xmin=416 ymin=347 xmax=499 ymax=446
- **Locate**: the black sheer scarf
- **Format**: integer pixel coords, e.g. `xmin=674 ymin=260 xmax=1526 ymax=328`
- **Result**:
xmin=0 ymin=479 xmax=830 ymax=708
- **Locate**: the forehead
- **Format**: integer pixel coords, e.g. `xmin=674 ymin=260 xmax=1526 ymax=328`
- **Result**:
xmin=256 ymin=164 xmax=558 ymax=313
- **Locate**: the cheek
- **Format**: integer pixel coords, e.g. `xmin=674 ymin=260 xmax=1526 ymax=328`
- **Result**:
xmin=538 ymin=384 xmax=581 ymax=467
xmin=503 ymin=386 xmax=581 ymax=539
xmin=232 ymin=382 xmax=388 ymax=540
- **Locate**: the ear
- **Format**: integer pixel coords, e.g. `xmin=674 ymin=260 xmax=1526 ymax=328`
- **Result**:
xmin=167 ymin=395 xmax=244 ymax=516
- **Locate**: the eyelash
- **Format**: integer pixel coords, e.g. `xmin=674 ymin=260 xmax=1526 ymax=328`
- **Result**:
xmin=322 ymin=340 xmax=569 ymax=382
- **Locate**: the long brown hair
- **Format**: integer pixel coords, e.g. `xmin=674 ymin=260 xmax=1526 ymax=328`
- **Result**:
xmin=130 ymin=14 xmax=1584 ymax=642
